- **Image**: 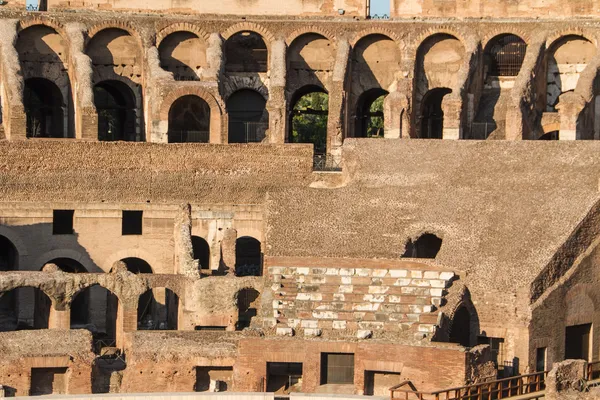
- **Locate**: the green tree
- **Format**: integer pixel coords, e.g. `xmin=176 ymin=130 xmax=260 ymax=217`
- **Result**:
xmin=291 ymin=92 xmax=329 ymax=154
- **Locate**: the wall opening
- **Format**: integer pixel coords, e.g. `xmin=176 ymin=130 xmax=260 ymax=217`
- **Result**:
xmin=52 ymin=210 xmax=74 ymax=235
xmin=235 ymin=236 xmax=262 ymax=276
xmin=402 ymin=233 xmax=442 ymax=258
xmin=227 ymin=89 xmax=267 ymax=143
xmin=168 ymin=95 xmax=210 ymax=143
xmin=420 ymin=88 xmax=451 ymax=139
xmin=267 ymin=362 xmax=303 ymax=394
xmin=195 ymin=366 xmax=233 ymax=392
xmin=485 ymin=34 xmax=527 ymax=77
xmin=137 ymin=287 xmax=178 ymax=330
xmin=30 ymin=367 xmax=68 ymax=395
xmin=0 ymin=287 xmax=51 ymax=331
xmin=122 ymin=210 xmax=143 ymax=235
xmin=121 ymin=257 xmax=152 ymax=274
xmin=158 ymin=31 xmax=206 ymax=81
xmin=236 ymin=288 xmax=260 ymax=330
xmin=289 ymin=86 xmax=328 ymax=155
xmin=24 ymin=78 xmax=66 ymax=138
xmin=449 ymin=306 xmax=471 ymax=347
xmin=320 ymin=353 xmax=355 ymax=385
xmin=355 ymin=89 xmax=387 ymax=138
xmin=536 ymin=347 xmax=547 ymax=372
xmin=192 ymin=236 xmax=210 ymax=270
xmin=0 ymin=235 xmax=18 ymax=271
xmin=94 ymin=81 xmax=138 ymax=142
xmin=367 ymin=0 xmax=390 ymax=18
xmin=565 ymin=323 xmax=591 ymax=361
xmin=225 ymin=31 xmax=267 ymax=73
xmin=539 ymin=130 xmax=559 ymax=140
xmin=70 ymin=285 xmax=119 ymax=345
xmin=364 ymin=371 xmax=401 ymax=396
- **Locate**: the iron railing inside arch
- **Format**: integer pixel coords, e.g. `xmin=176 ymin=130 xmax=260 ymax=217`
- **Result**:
xmin=368 ymin=14 xmax=391 ymax=19
xmin=168 ymin=130 xmax=210 ymax=143
xmin=244 ymin=122 xmax=268 ymax=143
xmin=313 ymin=154 xmax=342 ymax=172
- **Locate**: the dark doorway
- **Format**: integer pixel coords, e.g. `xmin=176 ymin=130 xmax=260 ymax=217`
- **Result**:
xmin=94 ymin=80 xmax=138 ymax=142
xmin=235 ymin=237 xmax=262 ymax=276
xmin=355 ymin=89 xmax=387 ymax=138
xmin=30 ymin=367 xmax=68 ymax=395
xmin=289 ymin=87 xmax=329 ymax=155
xmin=267 ymin=362 xmax=303 ymax=394
xmin=364 ymin=371 xmax=401 ymax=396
xmin=0 ymin=235 xmax=18 ymax=271
xmin=225 ymin=31 xmax=268 ymax=73
xmin=195 ymin=366 xmax=233 ymax=392
xmin=420 ymin=88 xmax=452 ymax=139
xmin=192 ymin=236 xmax=210 ymax=270
xmin=236 ymin=288 xmax=259 ymax=330
xmin=539 ymin=131 xmax=559 ymax=140
xmin=227 ymin=89 xmax=267 ymax=143
xmin=168 ymin=95 xmax=211 ymax=143
xmin=70 ymin=285 xmax=118 ymax=343
xmin=0 ymin=287 xmax=51 ymax=331
xmin=485 ymin=34 xmax=527 ymax=77
xmin=565 ymin=323 xmax=591 ymax=361
xmin=449 ymin=307 xmax=471 ymax=347
xmin=402 ymin=233 xmax=442 ymax=258
xmin=24 ymin=78 xmax=65 ymax=138
xmin=320 ymin=353 xmax=355 ymax=385
xmin=137 ymin=288 xmax=178 ymax=330
xmin=121 ymin=257 xmax=152 ymax=274
xmin=536 ymin=347 xmax=546 ymax=372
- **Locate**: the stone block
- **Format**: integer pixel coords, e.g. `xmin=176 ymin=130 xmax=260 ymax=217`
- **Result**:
xmin=301 ymin=320 xmax=318 ymax=328
xmin=368 ymin=286 xmax=389 ymax=294
xmin=312 ymin=268 xmax=326 ymax=275
xmin=408 ymin=305 xmax=423 ymax=313
xmin=304 ymin=328 xmax=322 ymax=337
xmin=411 ymin=270 xmax=423 ymax=278
xmin=339 ymin=268 xmax=355 ymax=276
xmin=440 ymin=272 xmax=455 ymax=280
xmin=358 ymin=321 xmax=384 ymax=330
xmin=390 ymin=269 xmax=408 ymax=278
xmin=325 ymin=268 xmax=339 ymax=275
xmin=269 ymin=267 xmax=285 ymax=275
xmin=288 ymin=319 xmax=300 ymax=328
xmin=341 ymin=276 xmax=352 ymax=284
xmin=363 ymin=294 xmax=385 ymax=303
xmin=373 ymin=269 xmax=388 ymax=277
xmin=355 ymin=268 xmax=371 ymax=276
xmin=357 ymin=330 xmax=373 ymax=339
xmin=272 ymin=300 xmax=282 ymax=309
xmin=353 ymin=303 xmax=375 ymax=311
xmin=332 ymin=320 xmax=347 ymax=330
xmin=418 ymin=324 xmax=435 ymax=333
xmin=333 ymin=293 xmax=345 ymax=301
xmin=295 ymin=267 xmax=310 ymax=275
xmin=276 ymin=327 xmax=294 ymax=336
xmin=272 ymin=275 xmax=282 ymax=283
xmin=430 ymin=288 xmax=444 ymax=297
xmin=424 ymin=271 xmax=440 ymax=279
xmin=411 ymin=279 xmax=431 ymax=287
xmin=313 ymin=311 xmax=338 ymax=319
xmin=394 ymin=278 xmax=412 ymax=286
xmin=310 ymin=276 xmax=326 ymax=284
xmin=430 ymin=280 xmax=446 ymax=288
xmin=271 ymin=283 xmax=282 ymax=291
xmin=339 ymin=285 xmax=354 ymax=293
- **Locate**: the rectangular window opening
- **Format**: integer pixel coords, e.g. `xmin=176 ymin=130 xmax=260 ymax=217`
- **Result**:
xmin=536 ymin=347 xmax=547 ymax=372
xmin=195 ymin=326 xmax=227 ymax=331
xmin=267 ymin=362 xmax=303 ymax=394
xmin=30 ymin=367 xmax=68 ymax=396
xmin=195 ymin=366 xmax=233 ymax=392
xmin=52 ymin=210 xmax=74 ymax=235
xmin=565 ymin=323 xmax=592 ymax=361
xmin=320 ymin=353 xmax=355 ymax=385
xmin=122 ymin=210 xmax=143 ymax=235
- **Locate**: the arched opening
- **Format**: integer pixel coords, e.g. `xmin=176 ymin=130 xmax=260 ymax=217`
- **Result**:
xmin=402 ymin=233 xmax=443 ymax=259
xmin=158 ymin=31 xmax=207 ymax=81
xmin=121 ymin=257 xmax=152 ymax=274
xmin=355 ymin=89 xmax=388 ymax=138
xmin=227 ymin=89 xmax=267 ymax=143
xmin=485 ymin=34 xmax=527 ymax=77
xmin=168 ymin=95 xmax=211 ymax=143
xmin=192 ymin=236 xmax=210 ymax=270
xmin=94 ymin=80 xmax=138 ymax=142
xmin=449 ymin=307 xmax=471 ymax=347
xmin=547 ymin=36 xmax=596 ymax=112
xmin=47 ymin=258 xmax=90 ymax=326
xmin=289 ymin=86 xmax=329 ymax=156
xmin=539 ymin=130 xmax=559 ymax=140
xmin=236 ymin=288 xmax=260 ymax=330
xmin=287 ymin=33 xmax=334 ymax=79
xmin=0 ymin=287 xmax=51 ymax=331
xmin=24 ymin=78 xmax=65 ymax=138
xmin=70 ymin=285 xmax=119 ymax=345
xmin=0 ymin=235 xmax=18 ymax=271
xmin=235 ymin=237 xmax=262 ymax=276
xmin=48 ymin=258 xmax=86 ymax=273
xmin=225 ymin=31 xmax=268 ymax=73
xmin=420 ymin=88 xmax=452 ymax=139
xmin=137 ymin=288 xmax=179 ymax=330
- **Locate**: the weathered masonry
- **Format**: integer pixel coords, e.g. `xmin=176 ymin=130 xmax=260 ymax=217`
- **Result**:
xmin=2 ymin=0 xmax=600 ymax=398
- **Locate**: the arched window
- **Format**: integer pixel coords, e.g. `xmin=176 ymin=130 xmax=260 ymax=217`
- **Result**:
xmin=420 ymin=88 xmax=452 ymax=139
xmin=402 ymin=233 xmax=442 ymax=259
xmin=48 ymin=258 xmax=86 ymax=273
xmin=24 ymin=78 xmax=66 ymax=138
xmin=235 ymin=237 xmax=262 ymax=276
xmin=0 ymin=287 xmax=51 ymax=331
xmin=449 ymin=307 xmax=472 ymax=347
xmin=168 ymin=95 xmax=210 ymax=143
xmin=225 ymin=31 xmax=268 ymax=73
xmin=227 ymin=89 xmax=267 ymax=143
xmin=158 ymin=31 xmax=206 ymax=81
xmin=0 ymin=235 xmax=18 ymax=271
xmin=47 ymin=258 xmax=90 ymax=327
xmin=120 ymin=257 xmax=152 ymax=274
xmin=192 ymin=236 xmax=210 ymax=270
xmin=94 ymin=81 xmax=138 ymax=142
xmin=236 ymin=288 xmax=260 ymax=330
xmin=70 ymin=285 xmax=119 ymax=344
xmin=289 ymin=86 xmax=329 ymax=155
xmin=137 ymin=288 xmax=179 ymax=330
xmin=355 ymin=89 xmax=387 ymax=138
xmin=485 ymin=34 xmax=527 ymax=77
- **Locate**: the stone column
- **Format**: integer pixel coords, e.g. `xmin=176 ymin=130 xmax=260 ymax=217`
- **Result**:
xmin=66 ymin=23 xmax=96 ymax=140
xmin=267 ymin=39 xmax=287 ymax=144
xmin=220 ymin=227 xmax=237 ymax=275
xmin=174 ymin=203 xmax=200 ymax=278
xmin=48 ymin=303 xmax=70 ymax=330
xmin=384 ymin=91 xmax=410 ymax=139
xmin=442 ymin=96 xmax=462 ymax=140
xmin=203 ymin=33 xmax=224 ymax=82
xmin=557 ymin=92 xmax=586 ymax=140
xmin=328 ymin=38 xmax=351 ymax=161
xmin=0 ymin=19 xmax=25 ymax=140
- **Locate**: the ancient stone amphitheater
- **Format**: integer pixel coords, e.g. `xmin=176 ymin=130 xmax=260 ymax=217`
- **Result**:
xmin=1 ymin=0 xmax=600 ymax=398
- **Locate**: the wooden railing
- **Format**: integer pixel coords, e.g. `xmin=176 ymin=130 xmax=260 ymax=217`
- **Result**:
xmin=588 ymin=361 xmax=600 ymax=381
xmin=390 ymin=371 xmax=547 ymax=400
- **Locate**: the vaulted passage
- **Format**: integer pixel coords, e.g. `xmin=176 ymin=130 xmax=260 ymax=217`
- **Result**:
xmin=159 ymin=31 xmax=207 ymax=81
xmin=236 ymin=288 xmax=259 ymax=330
xmin=0 ymin=287 xmax=51 ymax=331
xmin=138 ymin=288 xmax=179 ymax=330
xmin=192 ymin=236 xmax=210 ymax=270
xmin=71 ymin=285 xmax=119 ymax=346
xmin=449 ymin=307 xmax=471 ymax=347
xmin=0 ymin=236 xmax=18 ymax=271
xmin=235 ymin=236 xmax=262 ymax=276
xmin=420 ymin=88 xmax=451 ymax=139
xmin=225 ymin=31 xmax=268 ymax=73
xmin=227 ymin=89 xmax=267 ymax=143
xmin=94 ymin=81 xmax=138 ymax=141
xmin=168 ymin=95 xmax=211 ymax=143
xmin=355 ymin=89 xmax=387 ymax=138
xmin=402 ymin=233 xmax=443 ymax=258
xmin=288 ymin=86 xmax=328 ymax=155
xmin=24 ymin=78 xmax=66 ymax=138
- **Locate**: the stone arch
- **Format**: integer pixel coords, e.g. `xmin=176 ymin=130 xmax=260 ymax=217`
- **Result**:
xmin=87 ymin=21 xmax=143 ymax=49
xmin=0 ymin=235 xmax=19 ymax=272
xmin=18 ymin=19 xmax=68 ymax=43
xmin=167 ymin=95 xmax=211 ymax=143
xmin=70 ymin=283 xmax=121 ymax=346
xmin=102 ymin=249 xmax=161 ymax=274
xmin=192 ymin=236 xmax=210 ymax=270
xmin=401 ymin=232 xmax=443 ymax=258
xmin=287 ymin=32 xmax=335 ymax=72
xmin=542 ymin=122 xmax=561 ymax=134
xmin=159 ymin=87 xmax=223 ymax=143
xmin=156 ymin=22 xmax=210 ymax=47
xmin=481 ymin=30 xmax=529 ymax=51
xmin=224 ymin=31 xmax=269 ymax=73
xmin=137 ymin=286 xmax=179 ymax=330
xmin=33 ymin=249 xmax=98 ymax=273
xmin=288 ymin=85 xmax=329 ymax=152
xmin=414 ymin=28 xmax=469 ymax=53
xmin=158 ymin=30 xmax=208 ymax=81
xmin=0 ymin=285 xmax=52 ymax=331
xmin=546 ymin=30 xmax=598 ymax=50
xmin=235 ymin=236 xmax=262 ymax=276
xmin=0 ymin=226 xmax=28 ymax=257
xmin=286 ymin=26 xmax=335 ymax=46
xmin=222 ymin=79 xmax=268 ymax=103
xmin=222 ymin=22 xmax=275 ymax=43
xmin=446 ymin=293 xmax=480 ymax=348
xmin=351 ymin=27 xmax=402 ymax=47
xmin=227 ymin=89 xmax=268 ymax=143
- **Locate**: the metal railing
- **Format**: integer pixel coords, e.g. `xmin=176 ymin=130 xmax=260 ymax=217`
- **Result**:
xmin=244 ymin=122 xmax=268 ymax=143
xmin=469 ymin=122 xmax=496 ymax=140
xmin=588 ymin=361 xmax=600 ymax=381
xmin=369 ymin=14 xmax=390 ymax=19
xmin=313 ymin=154 xmax=342 ymax=172
xmin=390 ymin=371 xmax=547 ymax=400
xmin=168 ymin=130 xmax=209 ymax=143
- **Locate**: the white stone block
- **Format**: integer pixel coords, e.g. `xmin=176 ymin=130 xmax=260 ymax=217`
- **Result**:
xmin=296 ymin=267 xmax=310 ymax=275
xmin=272 ymin=300 xmax=282 ymax=309
xmin=271 ymin=283 xmax=282 ymax=291
xmin=389 ymin=295 xmax=402 ymax=303
xmin=372 ymin=269 xmax=388 ymax=277
xmin=418 ymin=324 xmax=435 ymax=333
xmin=423 ymin=305 xmax=433 ymax=313
xmin=369 ymin=286 xmax=389 ymax=294
xmin=409 ymin=305 xmax=423 ymax=313
xmin=273 ymin=310 xmax=280 ymax=318
xmin=288 ymin=319 xmax=300 ymax=328
xmin=394 ymin=278 xmax=412 ymax=286
xmin=440 ymin=272 xmax=455 ymax=280
xmin=430 ymin=280 xmax=446 ymax=288
xmin=430 ymin=288 xmax=443 ymax=297
xmin=355 ymin=268 xmax=370 ymax=276
xmin=301 ymin=320 xmax=318 ymax=328
xmin=424 ymin=271 xmax=440 ymax=279
xmin=296 ymin=293 xmax=311 ymax=301
xmin=353 ymin=303 xmax=374 ymax=311
xmin=411 ymin=279 xmax=431 ymax=287
xmin=363 ymin=294 xmax=385 ymax=303
xmin=390 ymin=269 xmax=408 ymax=278
xmin=339 ymin=268 xmax=355 ymax=276
xmin=357 ymin=330 xmax=373 ymax=339
xmin=276 ymin=327 xmax=294 ymax=336
xmin=332 ymin=320 xmax=347 ymax=329
xmin=341 ymin=276 xmax=352 ymax=285
xmin=269 ymin=267 xmax=284 ymax=275
xmin=313 ymin=311 xmax=338 ymax=319
xmin=411 ymin=270 xmax=423 ymax=278
xmin=304 ymin=328 xmax=322 ymax=337
xmin=326 ymin=268 xmax=340 ymax=275
xmin=333 ymin=293 xmax=345 ymax=301
xmin=339 ymin=285 xmax=354 ymax=293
